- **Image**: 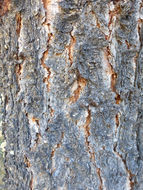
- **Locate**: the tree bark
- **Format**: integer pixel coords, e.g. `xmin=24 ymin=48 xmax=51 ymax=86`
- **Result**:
xmin=0 ymin=0 xmax=143 ymax=189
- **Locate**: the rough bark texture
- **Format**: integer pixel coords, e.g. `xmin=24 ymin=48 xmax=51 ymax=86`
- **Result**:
xmin=0 ymin=0 xmax=143 ymax=189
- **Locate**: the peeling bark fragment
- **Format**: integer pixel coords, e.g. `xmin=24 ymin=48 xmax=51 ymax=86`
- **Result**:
xmin=15 ymin=63 xmax=23 ymax=94
xmin=83 ymin=108 xmax=91 ymax=152
xmin=69 ymin=76 xmax=87 ymax=104
xmin=41 ymin=50 xmax=51 ymax=92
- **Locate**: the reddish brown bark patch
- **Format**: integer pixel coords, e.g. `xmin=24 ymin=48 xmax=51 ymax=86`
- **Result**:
xmin=115 ymin=114 xmax=119 ymax=127
xmin=16 ymin=12 xmax=22 ymax=36
xmin=0 ymin=0 xmax=11 ymax=16
xmin=29 ymin=172 xmax=33 ymax=190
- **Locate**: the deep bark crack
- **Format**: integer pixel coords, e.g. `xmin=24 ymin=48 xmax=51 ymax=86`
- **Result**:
xmin=16 ymin=12 xmax=22 ymax=37
xmin=24 ymin=155 xmax=33 ymax=190
xmin=15 ymin=63 xmax=23 ymax=95
xmin=97 ymin=168 xmax=103 ymax=190
xmin=134 ymin=18 xmax=143 ymax=87
xmin=51 ymin=132 xmax=64 ymax=173
xmin=107 ymin=4 xmax=134 ymax=189
xmin=29 ymin=171 xmax=34 ymax=190
xmin=41 ymin=29 xmax=52 ymax=92
xmin=41 ymin=0 xmax=54 ymax=92
xmin=82 ymin=108 xmax=104 ymax=190
xmin=113 ymin=143 xmax=134 ymax=190
xmin=68 ymin=31 xmax=76 ymax=66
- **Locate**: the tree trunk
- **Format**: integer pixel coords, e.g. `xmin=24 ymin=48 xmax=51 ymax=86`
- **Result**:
xmin=0 ymin=0 xmax=143 ymax=189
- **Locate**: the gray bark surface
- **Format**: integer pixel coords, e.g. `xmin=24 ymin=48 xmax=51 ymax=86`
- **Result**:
xmin=0 ymin=0 xmax=143 ymax=189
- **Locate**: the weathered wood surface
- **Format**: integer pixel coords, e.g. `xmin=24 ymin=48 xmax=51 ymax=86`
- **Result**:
xmin=0 ymin=0 xmax=143 ymax=189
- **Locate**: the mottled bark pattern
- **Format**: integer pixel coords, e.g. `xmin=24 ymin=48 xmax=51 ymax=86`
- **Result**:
xmin=0 ymin=0 xmax=143 ymax=189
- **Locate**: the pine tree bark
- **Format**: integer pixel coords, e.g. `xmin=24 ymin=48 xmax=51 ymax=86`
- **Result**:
xmin=0 ymin=0 xmax=143 ymax=189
